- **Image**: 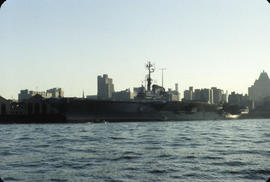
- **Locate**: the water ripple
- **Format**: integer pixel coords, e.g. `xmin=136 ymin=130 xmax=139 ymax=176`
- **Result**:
xmin=0 ymin=119 xmax=270 ymax=182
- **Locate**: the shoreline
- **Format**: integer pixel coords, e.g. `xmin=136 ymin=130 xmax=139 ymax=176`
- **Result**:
xmin=0 ymin=114 xmax=269 ymax=124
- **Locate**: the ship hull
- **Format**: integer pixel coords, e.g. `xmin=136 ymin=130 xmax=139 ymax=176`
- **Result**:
xmin=62 ymin=99 xmax=224 ymax=122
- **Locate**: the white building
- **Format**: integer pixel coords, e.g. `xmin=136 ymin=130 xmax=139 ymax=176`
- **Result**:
xmin=19 ymin=90 xmax=47 ymax=101
xmin=248 ymin=71 xmax=270 ymax=103
xmin=18 ymin=88 xmax=64 ymax=101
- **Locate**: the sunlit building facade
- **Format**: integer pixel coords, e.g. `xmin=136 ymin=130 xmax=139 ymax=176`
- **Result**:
xmin=248 ymin=71 xmax=270 ymax=103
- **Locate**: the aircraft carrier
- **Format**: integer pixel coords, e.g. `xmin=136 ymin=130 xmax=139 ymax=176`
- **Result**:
xmin=0 ymin=62 xmax=234 ymax=123
xmin=53 ymin=62 xmax=225 ymax=122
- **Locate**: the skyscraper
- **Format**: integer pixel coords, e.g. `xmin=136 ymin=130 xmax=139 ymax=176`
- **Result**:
xmin=211 ymin=87 xmax=223 ymax=104
xmin=97 ymin=74 xmax=115 ymax=100
xmin=248 ymin=71 xmax=270 ymax=103
xmin=183 ymin=86 xmax=193 ymax=101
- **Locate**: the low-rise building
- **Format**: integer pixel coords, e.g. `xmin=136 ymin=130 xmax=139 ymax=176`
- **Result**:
xmin=18 ymin=89 xmax=46 ymax=101
xmin=228 ymin=92 xmax=253 ymax=110
xmin=0 ymin=96 xmax=11 ymax=115
xmin=86 ymin=95 xmax=98 ymax=100
xmin=18 ymin=88 xmax=64 ymax=102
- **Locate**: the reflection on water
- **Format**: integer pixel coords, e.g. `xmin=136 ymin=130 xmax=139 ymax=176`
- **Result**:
xmin=0 ymin=119 xmax=270 ymax=182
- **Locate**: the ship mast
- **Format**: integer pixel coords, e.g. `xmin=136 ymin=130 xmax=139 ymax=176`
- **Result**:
xmin=146 ymin=61 xmax=155 ymax=91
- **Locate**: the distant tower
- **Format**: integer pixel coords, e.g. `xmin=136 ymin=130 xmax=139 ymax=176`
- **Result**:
xmin=97 ymin=74 xmax=115 ymax=100
xmin=146 ymin=61 xmax=155 ymax=91
xmin=160 ymin=68 xmax=166 ymax=88
xmin=175 ymin=83 xmax=179 ymax=92
xmin=248 ymin=70 xmax=270 ymax=102
xmin=82 ymin=90 xmax=85 ymax=99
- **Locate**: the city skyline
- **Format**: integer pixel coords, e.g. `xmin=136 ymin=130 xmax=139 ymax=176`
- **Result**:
xmin=1 ymin=1 xmax=270 ymax=99
xmin=7 ymin=70 xmax=270 ymax=103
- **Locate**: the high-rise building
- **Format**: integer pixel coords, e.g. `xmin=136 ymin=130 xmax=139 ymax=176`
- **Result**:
xmin=211 ymin=87 xmax=223 ymax=104
xmin=167 ymin=84 xmax=180 ymax=101
xmin=97 ymin=74 xmax=115 ymax=100
xmin=248 ymin=71 xmax=270 ymax=103
xmin=175 ymin=83 xmax=179 ymax=93
xmin=188 ymin=88 xmax=212 ymax=103
xmin=183 ymin=86 xmax=193 ymax=101
xmin=221 ymin=91 xmax=228 ymax=103
xmin=200 ymin=88 xmax=211 ymax=104
xmin=193 ymin=89 xmax=201 ymax=101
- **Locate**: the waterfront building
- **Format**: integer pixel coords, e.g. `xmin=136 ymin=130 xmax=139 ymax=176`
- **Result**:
xmin=188 ymin=88 xmax=212 ymax=104
xmin=167 ymin=86 xmax=180 ymax=101
xmin=210 ymin=89 xmax=214 ymax=104
xmin=228 ymin=92 xmax=243 ymax=105
xmin=183 ymin=90 xmax=190 ymax=101
xmin=168 ymin=83 xmax=180 ymax=101
xmin=46 ymin=88 xmax=64 ymax=98
xmin=22 ymin=95 xmax=49 ymax=115
xmin=221 ymin=91 xmax=228 ymax=104
xmin=0 ymin=96 xmax=11 ymax=115
xmin=183 ymin=86 xmax=226 ymax=104
xmin=228 ymin=92 xmax=253 ymax=109
xmin=211 ymin=87 xmax=223 ymax=104
xmin=86 ymin=95 xmax=97 ymax=100
xmin=175 ymin=83 xmax=179 ymax=93
xmin=248 ymin=71 xmax=270 ymax=103
xmin=97 ymin=74 xmax=114 ymax=100
xmin=193 ymin=89 xmax=201 ymax=101
xmin=183 ymin=86 xmax=193 ymax=101
xmin=200 ymin=88 xmax=212 ymax=104
xmin=189 ymin=87 xmax=193 ymax=100
xmin=18 ymin=88 xmax=64 ymax=102
xmin=18 ymin=89 xmax=47 ymax=101
xmin=112 ymin=89 xmax=134 ymax=101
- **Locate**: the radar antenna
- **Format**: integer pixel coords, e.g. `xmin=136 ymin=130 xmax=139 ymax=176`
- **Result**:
xmin=145 ymin=61 xmax=155 ymax=91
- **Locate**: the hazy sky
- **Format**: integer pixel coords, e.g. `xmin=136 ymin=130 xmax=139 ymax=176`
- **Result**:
xmin=1 ymin=0 xmax=270 ymax=99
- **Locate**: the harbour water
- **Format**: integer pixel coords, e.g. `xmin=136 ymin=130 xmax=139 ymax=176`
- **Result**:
xmin=0 ymin=119 xmax=270 ymax=182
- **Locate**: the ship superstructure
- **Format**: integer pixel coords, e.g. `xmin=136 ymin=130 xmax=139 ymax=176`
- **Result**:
xmin=135 ymin=61 xmax=167 ymax=101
